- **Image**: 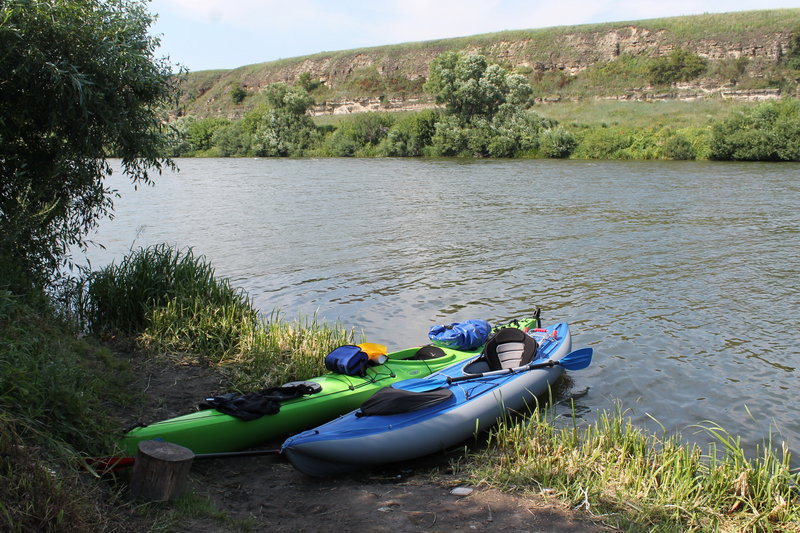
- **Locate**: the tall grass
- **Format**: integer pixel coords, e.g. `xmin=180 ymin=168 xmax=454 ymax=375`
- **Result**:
xmin=0 ymin=414 xmax=117 ymax=533
xmin=230 ymin=310 xmax=359 ymax=389
xmin=0 ymin=291 xmax=130 ymax=532
xmin=0 ymin=290 xmax=126 ymax=452
xmin=84 ymin=244 xmax=358 ymax=384
xmin=85 ymin=244 xmax=259 ymax=357
xmin=466 ymin=402 xmax=800 ymax=532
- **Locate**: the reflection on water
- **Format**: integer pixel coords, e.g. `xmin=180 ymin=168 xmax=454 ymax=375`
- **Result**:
xmin=85 ymin=158 xmax=800 ymax=464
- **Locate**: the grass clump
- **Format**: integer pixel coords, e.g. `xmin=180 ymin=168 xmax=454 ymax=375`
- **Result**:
xmin=230 ymin=311 xmax=358 ymax=390
xmin=0 ymin=415 xmax=113 ymax=533
xmin=83 ymin=244 xmax=358 ymax=384
xmin=0 ymin=290 xmax=126 ymax=452
xmin=85 ymin=244 xmax=259 ymax=361
xmin=0 ymin=290 xmax=132 ymax=532
xmin=467 ymin=403 xmax=800 ymax=532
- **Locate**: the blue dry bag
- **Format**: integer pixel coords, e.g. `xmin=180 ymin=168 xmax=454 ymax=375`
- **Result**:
xmin=324 ymin=345 xmax=370 ymax=376
xmin=428 ymin=319 xmax=492 ymax=351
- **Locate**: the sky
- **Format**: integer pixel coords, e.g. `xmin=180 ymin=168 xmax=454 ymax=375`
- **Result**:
xmin=147 ymin=0 xmax=799 ymax=72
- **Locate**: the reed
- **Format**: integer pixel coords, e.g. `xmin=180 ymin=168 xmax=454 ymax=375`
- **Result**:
xmin=229 ymin=310 xmax=359 ymax=389
xmin=466 ymin=402 xmax=800 ymax=532
xmin=83 ymin=244 xmax=358 ymax=384
xmin=85 ymin=243 xmax=257 ymax=336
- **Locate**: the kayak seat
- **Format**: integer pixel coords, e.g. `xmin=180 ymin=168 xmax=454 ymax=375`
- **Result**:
xmin=407 ymin=345 xmax=446 ymax=360
xmin=484 ymin=328 xmax=538 ymax=371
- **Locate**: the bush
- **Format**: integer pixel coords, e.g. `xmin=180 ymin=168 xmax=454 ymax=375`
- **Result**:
xmin=662 ymin=133 xmax=696 ymax=160
xmin=324 ymin=112 xmax=394 ymax=156
xmin=230 ymin=85 xmax=247 ymax=104
xmin=253 ymin=111 xmax=320 ymax=157
xmin=430 ymin=108 xmax=550 ymax=158
xmin=710 ymin=99 xmax=800 ymax=161
xmin=297 ymin=72 xmax=322 ymax=92
xmin=378 ymin=109 xmax=440 ymax=156
xmin=540 ymin=127 xmax=577 ymax=158
xmin=186 ymin=117 xmax=231 ymax=154
xmin=572 ymin=126 xmax=634 ymax=159
xmin=212 ymin=118 xmax=256 ymax=156
xmin=429 ymin=115 xmax=471 ymax=156
xmin=649 ymin=48 xmax=708 ymax=86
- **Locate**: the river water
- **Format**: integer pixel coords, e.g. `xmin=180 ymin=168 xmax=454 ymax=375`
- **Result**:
xmin=86 ymin=158 xmax=800 ymax=462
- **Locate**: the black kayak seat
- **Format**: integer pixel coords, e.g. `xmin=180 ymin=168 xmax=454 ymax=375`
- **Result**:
xmin=484 ymin=328 xmax=538 ymax=371
xmin=356 ymin=386 xmax=453 ymax=417
xmin=407 ymin=345 xmax=446 ymax=360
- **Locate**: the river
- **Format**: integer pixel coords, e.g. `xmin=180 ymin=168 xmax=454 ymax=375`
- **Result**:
xmin=85 ymin=157 xmax=800 ymax=463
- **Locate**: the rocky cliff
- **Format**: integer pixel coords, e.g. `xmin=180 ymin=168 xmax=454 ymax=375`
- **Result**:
xmin=178 ymin=9 xmax=800 ymax=118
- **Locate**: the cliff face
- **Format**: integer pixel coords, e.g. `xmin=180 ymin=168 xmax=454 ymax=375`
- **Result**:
xmin=179 ymin=10 xmax=800 ymax=118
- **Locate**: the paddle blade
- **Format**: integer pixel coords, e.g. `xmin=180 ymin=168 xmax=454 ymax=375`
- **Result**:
xmin=556 ymin=347 xmax=593 ymax=370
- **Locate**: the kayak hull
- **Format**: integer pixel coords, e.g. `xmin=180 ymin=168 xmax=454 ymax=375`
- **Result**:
xmin=282 ymin=322 xmax=572 ymax=477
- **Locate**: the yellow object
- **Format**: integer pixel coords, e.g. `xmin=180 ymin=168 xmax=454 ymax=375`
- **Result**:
xmin=357 ymin=342 xmax=388 ymax=364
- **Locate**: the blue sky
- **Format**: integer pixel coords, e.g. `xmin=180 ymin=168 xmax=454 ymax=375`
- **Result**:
xmin=147 ymin=0 xmax=799 ymax=72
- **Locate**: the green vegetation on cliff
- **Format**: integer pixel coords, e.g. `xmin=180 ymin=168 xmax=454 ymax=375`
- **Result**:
xmin=174 ymin=9 xmax=800 ymax=119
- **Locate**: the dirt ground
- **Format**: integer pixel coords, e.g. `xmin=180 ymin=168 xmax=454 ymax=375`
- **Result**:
xmin=118 ymin=354 xmax=614 ymax=533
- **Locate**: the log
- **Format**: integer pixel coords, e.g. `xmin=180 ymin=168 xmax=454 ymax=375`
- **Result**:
xmin=129 ymin=440 xmax=195 ymax=502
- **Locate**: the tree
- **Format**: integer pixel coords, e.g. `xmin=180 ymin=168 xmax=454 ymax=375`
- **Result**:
xmin=422 ymin=52 xmax=551 ymax=157
xmin=0 ymin=0 xmax=178 ymax=291
xmin=253 ymin=83 xmax=320 ymax=156
xmin=424 ymin=52 xmax=533 ymax=122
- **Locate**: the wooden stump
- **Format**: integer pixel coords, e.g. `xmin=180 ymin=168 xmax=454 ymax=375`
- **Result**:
xmin=129 ymin=440 xmax=195 ymax=502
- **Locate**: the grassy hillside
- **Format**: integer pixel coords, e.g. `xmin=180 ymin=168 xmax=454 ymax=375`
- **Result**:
xmin=175 ymin=9 xmax=800 ymax=119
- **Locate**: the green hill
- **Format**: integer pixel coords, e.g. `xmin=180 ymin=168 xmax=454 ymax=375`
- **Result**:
xmin=175 ymin=9 xmax=800 ymax=120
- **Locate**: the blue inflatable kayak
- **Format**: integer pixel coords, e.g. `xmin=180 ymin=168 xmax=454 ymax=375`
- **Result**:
xmin=282 ymin=322 xmax=592 ymax=477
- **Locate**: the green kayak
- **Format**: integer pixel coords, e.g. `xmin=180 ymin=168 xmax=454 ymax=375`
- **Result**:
xmin=119 ymin=343 xmax=486 ymax=455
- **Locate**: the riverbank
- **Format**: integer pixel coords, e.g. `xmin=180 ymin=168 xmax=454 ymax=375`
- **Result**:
xmin=115 ymin=349 xmax=610 ymax=532
xmin=174 ymin=97 xmax=800 ymax=161
xmin=2 ymin=246 xmax=799 ymax=531
xmin=114 ymin=344 xmax=800 ymax=532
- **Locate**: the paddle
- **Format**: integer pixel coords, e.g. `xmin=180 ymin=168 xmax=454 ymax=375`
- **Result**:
xmin=86 ymin=447 xmax=282 ymax=474
xmin=397 ymin=347 xmax=593 ymax=393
